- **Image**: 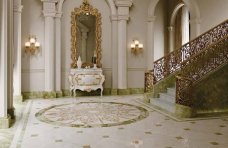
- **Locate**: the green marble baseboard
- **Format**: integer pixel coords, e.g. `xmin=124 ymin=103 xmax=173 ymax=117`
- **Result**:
xmin=22 ymin=91 xmax=43 ymax=100
xmin=117 ymin=89 xmax=131 ymax=95
xmin=43 ymin=91 xmax=56 ymax=99
xmin=56 ymin=91 xmax=63 ymax=98
xmin=116 ymin=88 xmax=144 ymax=95
xmin=175 ymin=104 xmax=196 ymax=118
xmin=22 ymin=88 xmax=144 ymax=99
xmin=0 ymin=116 xmax=11 ymax=129
xmin=129 ymin=88 xmax=144 ymax=94
xmin=111 ymin=89 xmax=118 ymax=95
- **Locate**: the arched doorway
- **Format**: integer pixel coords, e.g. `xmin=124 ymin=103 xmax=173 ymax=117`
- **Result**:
xmin=146 ymin=0 xmax=201 ymax=69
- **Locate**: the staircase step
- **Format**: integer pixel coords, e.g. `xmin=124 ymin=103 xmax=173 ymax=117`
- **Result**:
xmin=159 ymin=92 xmax=176 ymax=104
xmin=167 ymin=87 xmax=176 ymax=96
xmin=150 ymin=98 xmax=175 ymax=113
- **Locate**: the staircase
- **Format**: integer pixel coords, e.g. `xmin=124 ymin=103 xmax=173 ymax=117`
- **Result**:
xmin=145 ymin=19 xmax=228 ymax=118
xmin=150 ymin=87 xmax=176 ymax=113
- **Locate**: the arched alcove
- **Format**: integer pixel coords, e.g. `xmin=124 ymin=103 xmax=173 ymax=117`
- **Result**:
xmin=59 ymin=0 xmax=116 ymax=90
xmin=59 ymin=0 xmax=116 ymax=15
xmin=147 ymin=0 xmax=201 ymax=68
xmin=153 ymin=0 xmax=168 ymax=60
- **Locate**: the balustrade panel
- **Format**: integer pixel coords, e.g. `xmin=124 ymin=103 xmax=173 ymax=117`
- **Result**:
xmin=153 ymin=20 xmax=228 ymax=84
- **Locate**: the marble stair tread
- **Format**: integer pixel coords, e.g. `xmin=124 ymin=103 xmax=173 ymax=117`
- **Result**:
xmin=167 ymin=87 xmax=176 ymax=96
xmin=159 ymin=92 xmax=176 ymax=104
xmin=150 ymin=98 xmax=176 ymax=113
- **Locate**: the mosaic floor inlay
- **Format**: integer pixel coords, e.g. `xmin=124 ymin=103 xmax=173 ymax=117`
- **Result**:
xmin=35 ymin=102 xmax=149 ymax=128
xmin=3 ymin=95 xmax=228 ymax=148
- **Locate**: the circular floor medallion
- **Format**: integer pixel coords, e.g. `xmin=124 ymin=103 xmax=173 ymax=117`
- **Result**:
xmin=35 ymin=102 xmax=149 ymax=128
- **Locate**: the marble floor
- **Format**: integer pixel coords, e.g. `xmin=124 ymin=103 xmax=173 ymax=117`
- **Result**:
xmin=1 ymin=95 xmax=228 ymax=148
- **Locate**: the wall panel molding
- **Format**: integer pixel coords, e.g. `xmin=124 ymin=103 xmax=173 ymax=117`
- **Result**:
xmin=22 ymin=69 xmax=45 ymax=73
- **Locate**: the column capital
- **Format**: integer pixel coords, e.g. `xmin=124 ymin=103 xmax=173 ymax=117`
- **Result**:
xmin=41 ymin=0 xmax=57 ymax=17
xmin=118 ymin=15 xmax=130 ymax=21
xmin=13 ymin=5 xmax=23 ymax=13
xmin=114 ymin=0 xmax=133 ymax=7
xmin=43 ymin=11 xmax=56 ymax=17
xmin=41 ymin=0 xmax=58 ymax=2
xmin=147 ymin=16 xmax=156 ymax=22
xmin=55 ymin=12 xmax=63 ymax=18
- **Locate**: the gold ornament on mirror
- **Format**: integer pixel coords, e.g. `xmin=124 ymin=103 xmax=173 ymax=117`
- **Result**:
xmin=71 ymin=0 xmax=102 ymax=68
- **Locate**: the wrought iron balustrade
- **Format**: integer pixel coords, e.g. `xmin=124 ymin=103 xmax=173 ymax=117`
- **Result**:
xmin=153 ymin=19 xmax=228 ymax=84
xmin=176 ymin=36 xmax=228 ymax=107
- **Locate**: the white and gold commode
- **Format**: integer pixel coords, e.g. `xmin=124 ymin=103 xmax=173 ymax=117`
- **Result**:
xmin=69 ymin=68 xmax=105 ymax=96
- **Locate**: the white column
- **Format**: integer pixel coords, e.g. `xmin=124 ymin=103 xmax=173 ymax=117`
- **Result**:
xmin=55 ymin=12 xmax=62 ymax=95
xmin=117 ymin=17 xmax=127 ymax=89
xmin=44 ymin=15 xmax=55 ymax=91
xmin=13 ymin=1 xmax=23 ymax=100
xmin=147 ymin=16 xmax=156 ymax=70
xmin=168 ymin=26 xmax=175 ymax=52
xmin=7 ymin=0 xmax=14 ymax=118
xmin=110 ymin=15 xmax=118 ymax=89
xmin=190 ymin=18 xmax=201 ymax=40
xmin=181 ymin=6 xmax=189 ymax=45
xmin=115 ymin=0 xmax=132 ymax=90
xmin=42 ymin=1 xmax=57 ymax=93
xmin=0 ymin=0 xmax=8 ymax=119
xmin=0 ymin=0 xmax=13 ymax=128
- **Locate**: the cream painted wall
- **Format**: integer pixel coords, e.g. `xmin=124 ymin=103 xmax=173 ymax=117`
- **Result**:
xmin=127 ymin=0 xmax=150 ymax=88
xmin=21 ymin=0 xmax=44 ymax=91
xmin=196 ymin=0 xmax=228 ymax=33
xmin=20 ymin=0 xmax=228 ymax=92
xmin=61 ymin=0 xmax=112 ymax=89
xmin=154 ymin=0 xmax=168 ymax=61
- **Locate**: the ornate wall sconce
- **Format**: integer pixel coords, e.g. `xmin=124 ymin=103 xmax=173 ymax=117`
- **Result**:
xmin=24 ymin=36 xmax=40 ymax=55
xmin=130 ymin=40 xmax=143 ymax=55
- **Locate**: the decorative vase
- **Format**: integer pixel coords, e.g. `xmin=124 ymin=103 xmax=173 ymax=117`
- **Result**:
xmin=77 ymin=56 xmax=82 ymax=68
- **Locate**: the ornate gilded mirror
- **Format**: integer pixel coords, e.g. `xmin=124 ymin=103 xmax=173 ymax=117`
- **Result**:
xmin=71 ymin=0 xmax=102 ymax=68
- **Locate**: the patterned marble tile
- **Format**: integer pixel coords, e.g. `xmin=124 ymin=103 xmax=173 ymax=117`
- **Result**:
xmin=0 ymin=130 xmax=13 ymax=148
xmin=3 ymin=95 xmax=228 ymax=148
xmin=35 ymin=101 xmax=149 ymax=128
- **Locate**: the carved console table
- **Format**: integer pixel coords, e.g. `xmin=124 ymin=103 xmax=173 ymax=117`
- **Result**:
xmin=69 ymin=68 xmax=105 ymax=96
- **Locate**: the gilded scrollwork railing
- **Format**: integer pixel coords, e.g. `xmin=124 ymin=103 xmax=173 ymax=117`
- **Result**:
xmin=175 ymin=36 xmax=228 ymax=107
xmin=176 ymin=75 xmax=193 ymax=107
xmin=153 ymin=19 xmax=228 ymax=84
xmin=144 ymin=70 xmax=153 ymax=93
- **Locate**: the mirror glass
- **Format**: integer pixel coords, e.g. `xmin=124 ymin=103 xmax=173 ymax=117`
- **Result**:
xmin=76 ymin=14 xmax=96 ymax=63
xmin=71 ymin=0 xmax=102 ymax=68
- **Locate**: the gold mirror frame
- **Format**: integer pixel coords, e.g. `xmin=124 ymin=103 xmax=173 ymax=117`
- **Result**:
xmin=71 ymin=0 xmax=102 ymax=68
